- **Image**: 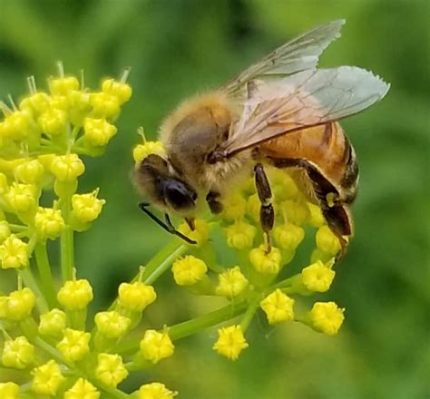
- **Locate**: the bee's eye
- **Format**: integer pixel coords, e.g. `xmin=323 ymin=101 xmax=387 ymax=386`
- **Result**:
xmin=164 ymin=179 xmax=197 ymax=211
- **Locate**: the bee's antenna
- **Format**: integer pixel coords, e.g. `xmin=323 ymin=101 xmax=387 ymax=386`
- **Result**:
xmin=138 ymin=203 xmax=197 ymax=245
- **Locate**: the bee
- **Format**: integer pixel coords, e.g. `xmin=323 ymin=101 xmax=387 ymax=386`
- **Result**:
xmin=135 ymin=20 xmax=389 ymax=254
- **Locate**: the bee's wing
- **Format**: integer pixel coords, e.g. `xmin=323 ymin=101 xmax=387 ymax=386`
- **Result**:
xmin=221 ymin=66 xmax=390 ymax=156
xmin=224 ymin=19 xmax=345 ymax=97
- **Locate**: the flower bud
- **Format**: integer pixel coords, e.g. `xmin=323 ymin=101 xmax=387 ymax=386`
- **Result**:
xmin=50 ymin=154 xmax=84 ymax=182
xmin=301 ymin=260 xmax=335 ymax=293
xmin=95 ymin=353 xmax=128 ymax=388
xmin=0 ymin=172 xmax=8 ymax=194
xmin=94 ymin=311 xmax=131 ymax=339
xmin=90 ymin=92 xmax=120 ymax=119
xmin=224 ymin=221 xmax=256 ymax=250
xmin=0 ymin=235 xmax=29 ymax=269
xmin=14 ymin=159 xmax=45 ymax=184
xmin=260 ymin=289 xmax=295 ymax=324
xmin=308 ymin=301 xmax=345 ymax=336
xmin=315 ymin=225 xmax=341 ymax=255
xmin=172 ymin=255 xmax=207 ymax=286
xmin=132 ymin=141 xmax=165 ymax=163
xmin=177 ymin=219 xmax=209 ymax=246
xmin=221 ymin=192 xmax=247 ymax=221
xmin=49 ymin=76 xmax=80 ymax=96
xmin=38 ymin=108 xmax=67 ymax=136
xmin=2 ymin=111 xmax=32 ymax=140
xmin=0 ymin=382 xmax=20 ymax=398
xmin=57 ymin=279 xmax=93 ymax=310
xmin=71 ymin=190 xmax=105 ymax=225
xmin=64 ymin=378 xmax=100 ymax=399
xmin=213 ymin=325 xmax=248 ymax=360
xmin=216 ymin=266 xmax=249 ymax=298
xmin=34 ymin=207 xmax=65 ymax=240
xmin=83 ymin=117 xmax=117 ymax=147
xmin=101 ymin=78 xmax=132 ymax=104
xmin=31 ymin=359 xmax=65 ymax=396
xmin=273 ymin=223 xmax=304 ymax=251
xmin=2 ymin=336 xmax=35 ymax=369
xmin=5 ymin=183 xmax=38 ymax=213
xmin=280 ymin=199 xmax=310 ymax=225
xmin=57 ymin=328 xmax=91 ymax=362
xmin=139 ymin=330 xmax=174 ymax=364
xmin=0 ymin=220 xmax=11 ymax=244
xmin=5 ymin=287 xmax=36 ymax=321
xmin=307 ymin=202 xmax=325 ymax=227
xmin=118 ymin=281 xmax=156 ymax=312
xmin=249 ymin=245 xmax=282 ymax=274
xmin=39 ymin=308 xmax=67 ymax=337
xmin=19 ymin=92 xmax=50 ymax=116
xmin=137 ymin=383 xmax=177 ymax=399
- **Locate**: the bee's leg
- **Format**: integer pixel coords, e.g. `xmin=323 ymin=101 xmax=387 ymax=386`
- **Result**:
xmin=254 ymin=163 xmax=274 ymax=253
xmin=206 ymin=190 xmax=223 ymax=214
xmin=185 ymin=217 xmax=195 ymax=231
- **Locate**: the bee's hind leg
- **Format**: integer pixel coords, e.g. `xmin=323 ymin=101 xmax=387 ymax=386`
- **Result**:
xmin=254 ymin=163 xmax=274 ymax=253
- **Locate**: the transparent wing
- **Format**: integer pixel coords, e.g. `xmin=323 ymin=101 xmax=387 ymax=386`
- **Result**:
xmin=224 ymin=19 xmax=345 ymax=98
xmin=221 ymin=66 xmax=390 ymax=156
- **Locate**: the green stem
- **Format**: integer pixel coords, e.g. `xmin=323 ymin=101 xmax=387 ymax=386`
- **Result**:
xmin=115 ymin=301 xmax=247 ymax=355
xmin=19 ymin=268 xmax=49 ymax=314
xmin=34 ymin=243 xmax=58 ymax=308
xmin=61 ymin=199 xmax=74 ymax=282
xmin=142 ymin=239 xmax=188 ymax=284
xmin=240 ymin=294 xmax=261 ymax=331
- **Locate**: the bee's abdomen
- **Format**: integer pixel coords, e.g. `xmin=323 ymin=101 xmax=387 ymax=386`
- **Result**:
xmin=260 ymin=122 xmax=359 ymax=203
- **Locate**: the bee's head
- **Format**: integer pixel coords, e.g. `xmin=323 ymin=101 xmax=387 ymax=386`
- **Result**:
xmin=135 ymin=154 xmax=198 ymax=214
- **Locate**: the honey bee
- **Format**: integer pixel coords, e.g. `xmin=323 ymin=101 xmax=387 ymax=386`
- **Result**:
xmin=135 ymin=20 xmax=389 ymax=254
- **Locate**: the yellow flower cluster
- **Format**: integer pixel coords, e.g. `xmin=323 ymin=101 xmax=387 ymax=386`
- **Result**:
xmin=133 ymin=139 xmax=346 ymax=363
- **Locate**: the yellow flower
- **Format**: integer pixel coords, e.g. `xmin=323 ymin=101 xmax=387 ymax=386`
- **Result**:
xmin=216 ymin=266 xmax=249 ymax=298
xmin=273 ymin=223 xmax=304 ymax=251
xmin=0 ymin=382 xmax=20 ymax=399
xmin=139 ymin=330 xmax=174 ymax=364
xmin=270 ymin=169 xmax=299 ymax=200
xmin=64 ymin=378 xmax=100 ymax=399
xmin=38 ymin=108 xmax=67 ymax=136
xmin=301 ymin=260 xmax=335 ymax=292
xmin=221 ymin=192 xmax=247 ymax=221
xmin=90 ymin=92 xmax=120 ymax=119
xmin=0 ymin=172 xmax=8 ymax=194
xmin=309 ymin=302 xmax=345 ymax=336
xmin=38 ymin=308 xmax=67 ymax=337
xmin=137 ymin=383 xmax=177 ymax=399
xmin=171 ymin=255 xmax=207 ymax=286
xmin=101 ymin=78 xmax=132 ymax=104
xmin=5 ymin=183 xmax=38 ymax=213
xmin=213 ymin=325 xmax=248 ymax=360
xmin=0 ymin=235 xmax=29 ymax=269
xmin=14 ymin=159 xmax=45 ymax=184
xmin=307 ymin=202 xmax=325 ymax=227
xmin=118 ymin=281 xmax=157 ymax=312
xmin=48 ymin=76 xmax=80 ymax=96
xmin=5 ymin=287 xmax=36 ymax=321
xmin=0 ymin=220 xmax=11 ymax=244
xmin=83 ymin=118 xmax=117 ymax=147
xmin=246 ymin=193 xmax=260 ymax=223
xmin=260 ymin=289 xmax=295 ymax=324
xmin=57 ymin=328 xmax=91 ymax=362
xmin=31 ymin=359 xmax=65 ymax=396
xmin=50 ymin=154 xmax=85 ymax=182
xmin=34 ymin=207 xmax=65 ymax=240
xmin=71 ymin=190 xmax=105 ymax=225
xmin=95 ymin=353 xmax=128 ymax=388
xmin=177 ymin=219 xmax=209 ymax=245
xmin=224 ymin=221 xmax=256 ymax=250
xmin=280 ymin=199 xmax=310 ymax=225
xmin=2 ymin=336 xmax=35 ymax=369
xmin=249 ymin=245 xmax=282 ymax=274
xmin=133 ymin=141 xmax=165 ymax=164
xmin=315 ymin=225 xmax=341 ymax=255
xmin=2 ymin=111 xmax=32 ymax=140
xmin=57 ymin=279 xmax=93 ymax=310
xmin=94 ymin=311 xmax=131 ymax=339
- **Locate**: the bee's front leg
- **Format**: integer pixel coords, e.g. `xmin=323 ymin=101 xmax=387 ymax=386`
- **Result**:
xmin=254 ymin=163 xmax=274 ymax=253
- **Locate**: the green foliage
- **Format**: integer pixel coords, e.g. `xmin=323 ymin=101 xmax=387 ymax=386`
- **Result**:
xmin=0 ymin=0 xmax=428 ymax=397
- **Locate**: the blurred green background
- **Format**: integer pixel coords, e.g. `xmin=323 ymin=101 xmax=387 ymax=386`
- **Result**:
xmin=0 ymin=0 xmax=429 ymax=398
